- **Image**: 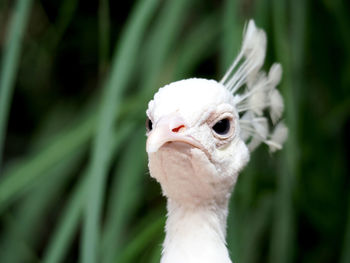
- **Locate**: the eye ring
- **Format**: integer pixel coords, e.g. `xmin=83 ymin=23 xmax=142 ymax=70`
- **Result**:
xmin=212 ymin=118 xmax=230 ymax=135
xmin=146 ymin=117 xmax=153 ymax=132
xmin=209 ymin=114 xmax=235 ymax=139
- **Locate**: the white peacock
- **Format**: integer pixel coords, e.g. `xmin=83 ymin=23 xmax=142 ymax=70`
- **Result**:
xmin=145 ymin=20 xmax=288 ymax=263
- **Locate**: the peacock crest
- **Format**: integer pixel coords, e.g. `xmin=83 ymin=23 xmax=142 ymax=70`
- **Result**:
xmin=220 ymin=20 xmax=288 ymax=152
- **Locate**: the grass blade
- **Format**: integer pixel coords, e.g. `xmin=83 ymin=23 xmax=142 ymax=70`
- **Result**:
xmin=48 ymin=0 xmax=79 ymax=49
xmin=0 ymin=114 xmax=95 ymax=213
xmin=221 ymin=0 xmax=241 ymax=73
xmin=42 ymin=173 xmax=88 ymax=263
xmin=140 ymin=0 xmax=190 ymax=96
xmin=241 ymin=196 xmax=273 ymax=263
xmin=101 ymin=128 xmax=147 ymax=263
xmin=149 ymin=240 xmax=162 ymax=263
xmin=98 ymin=0 xmax=110 ymax=75
xmin=117 ymin=214 xmax=165 ymax=263
xmin=81 ymin=0 xmax=161 ymax=262
xmin=340 ymin=192 xmax=350 ymax=263
xmin=0 ymin=0 xmax=34 ymax=169
xmin=0 ymin=147 xmax=84 ymax=263
xmin=174 ymin=14 xmax=219 ymax=79
xmin=43 ymin=124 xmax=133 ymax=263
xmin=269 ymin=0 xmax=306 ymax=262
xmin=253 ymin=0 xmax=270 ymax=27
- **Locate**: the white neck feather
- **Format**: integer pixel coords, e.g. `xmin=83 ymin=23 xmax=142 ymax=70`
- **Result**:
xmin=161 ymin=199 xmax=232 ymax=263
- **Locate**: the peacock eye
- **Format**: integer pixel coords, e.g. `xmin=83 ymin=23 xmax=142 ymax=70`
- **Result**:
xmin=146 ymin=117 xmax=153 ymax=132
xmin=212 ymin=118 xmax=230 ymax=135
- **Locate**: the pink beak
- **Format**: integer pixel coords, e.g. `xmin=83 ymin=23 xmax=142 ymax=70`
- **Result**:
xmin=146 ymin=115 xmax=202 ymax=153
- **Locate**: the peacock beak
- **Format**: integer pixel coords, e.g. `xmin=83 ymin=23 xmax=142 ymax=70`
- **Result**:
xmin=146 ymin=115 xmax=202 ymax=153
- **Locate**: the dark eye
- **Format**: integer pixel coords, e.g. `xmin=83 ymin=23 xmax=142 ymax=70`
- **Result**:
xmin=212 ymin=118 xmax=230 ymax=135
xmin=146 ymin=118 xmax=153 ymax=132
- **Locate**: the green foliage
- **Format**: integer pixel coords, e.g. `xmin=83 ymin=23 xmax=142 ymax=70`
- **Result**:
xmin=0 ymin=0 xmax=33 ymax=168
xmin=0 ymin=0 xmax=349 ymax=263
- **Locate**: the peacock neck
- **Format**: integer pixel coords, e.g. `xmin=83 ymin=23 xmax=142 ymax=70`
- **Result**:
xmin=161 ymin=199 xmax=232 ymax=263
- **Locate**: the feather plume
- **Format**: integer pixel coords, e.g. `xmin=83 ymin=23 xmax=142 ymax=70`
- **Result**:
xmin=268 ymin=63 xmax=282 ymax=87
xmin=220 ymin=20 xmax=267 ymax=93
xmin=265 ymin=122 xmax=288 ymax=152
xmin=239 ymin=112 xmax=253 ymax=141
xmin=252 ymin=117 xmax=268 ymax=139
xmin=221 ymin=19 xmax=287 ymax=152
xmin=269 ymin=89 xmax=284 ymax=124
xmin=247 ymin=86 xmax=267 ymax=115
xmin=247 ymin=134 xmax=263 ymax=151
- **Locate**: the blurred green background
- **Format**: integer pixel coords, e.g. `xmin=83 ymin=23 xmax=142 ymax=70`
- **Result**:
xmin=0 ymin=0 xmax=349 ymax=262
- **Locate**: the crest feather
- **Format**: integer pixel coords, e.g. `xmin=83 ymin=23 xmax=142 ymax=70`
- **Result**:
xmin=265 ymin=122 xmax=288 ymax=152
xmin=221 ymin=20 xmax=287 ymax=152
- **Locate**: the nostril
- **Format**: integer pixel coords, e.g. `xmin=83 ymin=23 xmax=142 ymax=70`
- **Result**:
xmin=172 ymin=125 xmax=185 ymax=133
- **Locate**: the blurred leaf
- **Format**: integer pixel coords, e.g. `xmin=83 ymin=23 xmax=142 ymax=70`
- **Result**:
xmin=0 ymin=114 xmax=96 ymax=213
xmin=42 ymin=171 xmax=88 ymax=263
xmin=254 ymin=0 xmax=270 ymax=28
xmin=48 ymin=0 xmax=79 ymax=49
xmin=98 ymin=0 xmax=111 ymax=74
xmin=174 ymin=14 xmax=220 ymax=79
xmin=139 ymin=0 xmax=191 ymax=96
xmin=149 ymin=240 xmax=162 ymax=263
xmin=340 ymin=194 xmax=350 ymax=263
xmin=42 ymin=123 xmax=133 ymax=263
xmin=117 ymin=214 xmax=165 ymax=263
xmin=241 ymin=195 xmax=273 ymax=263
xmin=81 ymin=0 xmax=161 ymax=261
xmin=0 ymin=146 xmax=84 ymax=263
xmin=221 ymin=0 xmax=241 ymax=72
xmin=101 ymin=128 xmax=147 ymax=263
xmin=268 ymin=0 xmax=306 ymax=261
xmin=0 ymin=0 xmax=33 ymax=168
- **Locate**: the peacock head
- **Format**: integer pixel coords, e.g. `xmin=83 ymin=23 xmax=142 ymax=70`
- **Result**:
xmin=145 ymin=20 xmax=287 ymax=206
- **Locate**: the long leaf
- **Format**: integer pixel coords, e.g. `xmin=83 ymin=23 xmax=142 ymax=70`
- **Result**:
xmin=0 ymin=0 xmax=34 ymax=168
xmin=42 ymin=123 xmax=134 ymax=263
xmin=139 ymin=0 xmax=190 ymax=96
xmin=0 ymin=114 xmax=96 ymax=213
xmin=340 ymin=192 xmax=350 ymax=263
xmin=221 ymin=0 xmax=241 ymax=73
xmin=101 ymin=128 xmax=147 ymax=263
xmin=42 ymin=172 xmax=88 ymax=263
xmin=268 ymin=0 xmax=305 ymax=261
xmin=98 ymin=0 xmax=110 ymax=74
xmin=117 ymin=214 xmax=165 ymax=263
xmin=81 ymin=0 xmax=161 ymax=262
xmin=174 ymin=14 xmax=219 ymax=79
xmin=0 ymin=147 xmax=84 ymax=263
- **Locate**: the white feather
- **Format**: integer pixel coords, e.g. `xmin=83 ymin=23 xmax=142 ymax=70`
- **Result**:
xmin=240 ymin=113 xmax=269 ymax=151
xmin=268 ymin=63 xmax=282 ymax=87
xmin=247 ymin=133 xmax=263 ymax=151
xmin=240 ymin=111 xmax=254 ymax=121
xmin=220 ymin=20 xmax=267 ymax=94
xmin=220 ymin=19 xmax=286 ymax=152
xmin=252 ymin=117 xmax=268 ymax=139
xmin=241 ymin=20 xmax=266 ymax=74
xmin=265 ymin=122 xmax=288 ymax=152
xmin=269 ymin=89 xmax=284 ymax=123
xmin=239 ymin=112 xmax=254 ymax=141
xmin=248 ymin=88 xmax=266 ymax=115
